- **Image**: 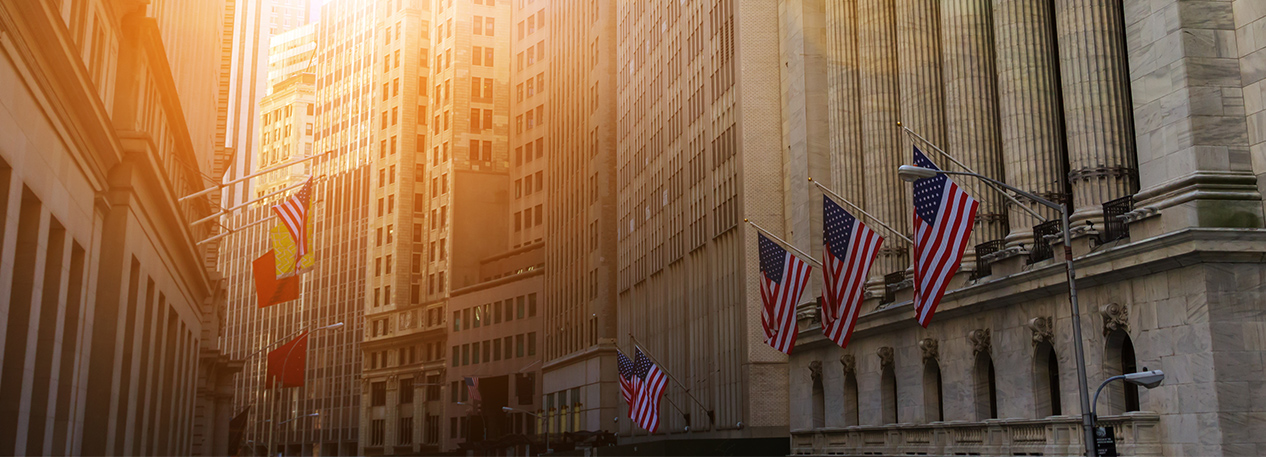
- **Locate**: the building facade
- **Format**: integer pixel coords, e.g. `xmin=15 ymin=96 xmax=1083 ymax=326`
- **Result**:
xmin=788 ymin=1 xmax=1266 ymax=456
xmin=0 ymin=0 xmax=239 ymax=455
xmin=538 ymin=0 xmax=623 ymax=442
xmin=444 ymin=244 xmax=544 ymax=452
xmin=610 ymin=0 xmax=791 ymax=450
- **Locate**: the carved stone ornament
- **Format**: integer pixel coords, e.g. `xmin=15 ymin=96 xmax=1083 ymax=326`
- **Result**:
xmin=1100 ymin=303 xmax=1129 ymax=336
xmin=968 ymin=328 xmax=992 ymax=357
xmin=1028 ymin=316 xmax=1053 ymax=346
xmin=877 ymin=347 xmax=894 ymax=369
xmin=840 ymin=354 xmax=856 ymax=376
xmin=919 ymin=338 xmax=939 ymax=363
xmin=808 ymin=361 xmax=823 ymax=383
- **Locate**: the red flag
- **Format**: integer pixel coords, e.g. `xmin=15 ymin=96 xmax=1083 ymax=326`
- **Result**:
xmin=253 ymin=250 xmax=301 ymax=308
xmin=266 ymin=331 xmax=308 ymax=388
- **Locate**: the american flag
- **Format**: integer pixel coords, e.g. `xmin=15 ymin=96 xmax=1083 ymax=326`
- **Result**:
xmin=464 ymin=376 xmax=481 ymax=408
xmin=757 ymin=233 xmax=811 ymax=354
xmin=911 ymin=146 xmax=978 ymax=327
xmin=631 ymin=348 xmax=667 ymax=433
xmin=617 ymin=350 xmax=636 ymax=412
xmin=821 ymin=196 xmax=883 ymax=348
xmin=272 ymin=178 xmax=313 ymax=259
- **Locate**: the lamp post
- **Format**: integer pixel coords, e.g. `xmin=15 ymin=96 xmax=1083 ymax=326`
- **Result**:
xmin=897 ymin=165 xmax=1097 ymax=457
xmin=1092 ymin=369 xmax=1164 ymax=421
xmin=269 ymin=322 xmax=344 ymax=457
xmin=503 ymin=407 xmax=549 ymax=455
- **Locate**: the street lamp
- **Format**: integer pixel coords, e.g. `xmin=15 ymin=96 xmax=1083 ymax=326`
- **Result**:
xmin=503 ymin=406 xmax=550 ymax=455
xmin=898 ymin=165 xmax=1098 ymax=457
xmin=1092 ymin=369 xmax=1165 ymax=420
xmin=269 ymin=322 xmax=344 ymax=457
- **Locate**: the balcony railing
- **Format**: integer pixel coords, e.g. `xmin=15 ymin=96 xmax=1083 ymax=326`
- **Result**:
xmin=1100 ymin=195 xmax=1133 ymax=243
xmin=1027 ymin=220 xmax=1061 ymax=264
xmin=971 ymin=239 xmax=1005 ymax=279
xmin=790 ymin=413 xmax=1160 ymax=457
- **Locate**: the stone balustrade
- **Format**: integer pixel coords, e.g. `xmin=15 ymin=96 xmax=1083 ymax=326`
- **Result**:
xmin=790 ymin=413 xmax=1159 ymax=456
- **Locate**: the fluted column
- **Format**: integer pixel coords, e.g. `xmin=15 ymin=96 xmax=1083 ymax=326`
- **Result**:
xmin=992 ymin=0 xmax=1066 ymax=248
xmin=942 ymin=0 xmax=1007 ymax=250
xmin=858 ymin=0 xmax=906 ymax=284
xmin=897 ymin=0 xmax=948 ymax=154
xmin=1055 ymin=0 xmax=1137 ymax=228
xmin=826 ymin=0 xmax=865 ymax=206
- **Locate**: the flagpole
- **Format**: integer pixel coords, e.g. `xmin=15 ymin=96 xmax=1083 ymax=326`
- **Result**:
xmin=899 ymin=123 xmax=1048 ymax=223
xmin=808 ymin=178 xmax=913 ymax=244
xmin=742 ymin=220 xmax=824 ymax=268
xmin=626 ymin=334 xmax=716 ymax=426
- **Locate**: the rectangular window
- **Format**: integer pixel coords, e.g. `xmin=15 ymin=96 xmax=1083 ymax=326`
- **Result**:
xmin=471 ymin=77 xmax=481 ymax=98
xmin=372 ymin=382 xmax=387 ymax=406
xmin=471 ymin=110 xmax=481 ymax=132
xmin=473 ymin=46 xmax=483 ymax=66
xmin=528 ymin=332 xmax=537 ymax=356
xmin=400 ymin=378 xmax=414 ymax=404
xmin=516 ymin=334 xmax=525 ymax=357
xmin=470 ymin=140 xmax=481 ymax=161
xmin=474 ymin=16 xmax=483 ymax=35
xmin=529 ymin=293 xmax=537 ymax=316
xmin=472 ymin=341 xmax=480 ymax=364
xmin=517 ymin=296 xmax=526 ymax=318
xmin=482 ymin=140 xmax=492 ymax=161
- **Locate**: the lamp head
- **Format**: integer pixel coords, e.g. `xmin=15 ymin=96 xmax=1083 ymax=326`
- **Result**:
xmin=1124 ymin=369 xmax=1165 ymax=389
xmin=898 ymin=165 xmax=939 ymax=182
xmin=502 ymin=407 xmax=514 ymax=412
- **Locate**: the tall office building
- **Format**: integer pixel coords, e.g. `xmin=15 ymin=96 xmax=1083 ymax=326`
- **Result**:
xmin=433 ymin=2 xmax=553 ymax=452
xmin=357 ymin=0 xmax=444 ymax=454
xmin=266 ymin=23 xmax=317 ymax=92
xmin=359 ymin=0 xmax=514 ymax=453
xmin=788 ymin=1 xmax=1266 ymax=456
xmin=0 ymin=0 xmax=240 ymax=455
xmin=536 ymin=0 xmax=623 ymax=442
xmin=610 ymin=0 xmax=791 ymax=451
xmin=219 ymin=1 xmax=372 ymax=455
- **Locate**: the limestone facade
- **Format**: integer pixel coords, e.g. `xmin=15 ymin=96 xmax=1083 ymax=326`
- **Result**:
xmin=0 ymin=0 xmax=238 ymax=455
xmin=789 ymin=1 xmax=1266 ymax=456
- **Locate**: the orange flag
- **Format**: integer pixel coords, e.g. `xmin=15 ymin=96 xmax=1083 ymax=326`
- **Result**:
xmin=266 ymin=331 xmax=308 ymax=388
xmin=252 ymin=250 xmax=301 ymax=308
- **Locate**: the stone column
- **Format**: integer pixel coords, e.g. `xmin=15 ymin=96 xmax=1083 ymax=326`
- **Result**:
xmin=826 ymin=0 xmax=865 ymax=207
xmin=992 ymin=0 xmax=1066 ymax=248
xmin=1055 ymin=0 xmax=1137 ymax=228
xmin=384 ymin=376 xmax=397 ymax=454
xmin=858 ymin=0 xmax=907 ymax=284
xmin=941 ymin=0 xmax=1007 ymax=251
xmin=897 ymin=0 xmax=948 ymax=152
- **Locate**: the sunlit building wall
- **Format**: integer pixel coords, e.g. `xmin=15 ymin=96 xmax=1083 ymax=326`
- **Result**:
xmin=357 ymin=0 xmax=447 ymax=454
xmin=0 ymin=0 xmax=240 ymax=455
xmin=266 ymin=23 xmax=317 ymax=93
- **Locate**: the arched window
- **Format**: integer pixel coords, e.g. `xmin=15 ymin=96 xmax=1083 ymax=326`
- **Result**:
xmin=881 ymin=365 xmax=898 ymax=424
xmin=842 ymin=371 xmax=859 ymax=426
xmin=923 ymin=358 xmax=944 ymax=422
xmin=1034 ymin=342 xmax=1062 ymax=417
xmin=1103 ymin=329 xmax=1140 ymax=414
xmin=974 ymin=352 xmax=999 ymax=420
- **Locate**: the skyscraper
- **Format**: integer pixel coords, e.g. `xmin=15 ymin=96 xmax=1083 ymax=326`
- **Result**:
xmin=611 ymin=0 xmax=792 ymax=450
xmin=358 ymin=0 xmax=514 ymax=452
xmin=218 ymin=1 xmax=370 ymax=455
xmin=357 ymin=0 xmax=444 ymax=453
xmin=539 ymin=0 xmax=622 ymax=438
